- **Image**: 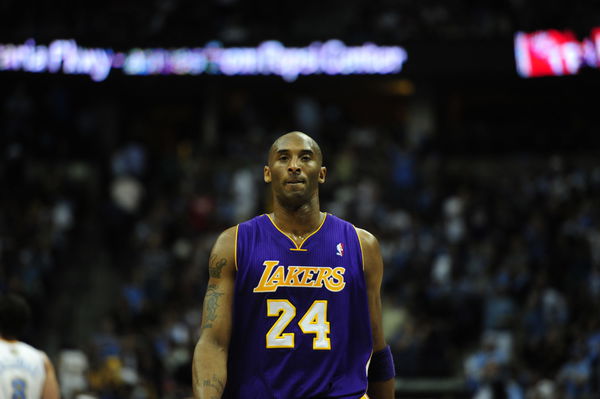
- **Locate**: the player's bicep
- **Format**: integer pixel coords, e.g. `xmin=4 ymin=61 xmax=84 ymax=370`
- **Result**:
xmin=200 ymin=278 xmax=234 ymax=345
xmin=357 ymin=228 xmax=386 ymax=352
xmin=198 ymin=227 xmax=237 ymax=348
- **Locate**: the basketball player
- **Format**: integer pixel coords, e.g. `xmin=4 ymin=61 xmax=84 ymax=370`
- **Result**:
xmin=0 ymin=294 xmax=61 ymax=399
xmin=192 ymin=132 xmax=395 ymax=399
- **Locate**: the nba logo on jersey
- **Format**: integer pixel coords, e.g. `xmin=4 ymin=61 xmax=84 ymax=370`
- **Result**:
xmin=336 ymin=242 xmax=344 ymax=257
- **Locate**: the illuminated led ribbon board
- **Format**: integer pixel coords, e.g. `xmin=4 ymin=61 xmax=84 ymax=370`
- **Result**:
xmin=515 ymin=28 xmax=600 ymax=77
xmin=0 ymin=39 xmax=408 ymax=82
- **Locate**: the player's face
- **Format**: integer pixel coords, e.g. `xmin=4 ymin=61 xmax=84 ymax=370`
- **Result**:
xmin=264 ymin=135 xmax=326 ymax=207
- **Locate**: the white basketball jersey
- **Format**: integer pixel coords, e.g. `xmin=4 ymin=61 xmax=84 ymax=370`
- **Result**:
xmin=0 ymin=339 xmax=46 ymax=399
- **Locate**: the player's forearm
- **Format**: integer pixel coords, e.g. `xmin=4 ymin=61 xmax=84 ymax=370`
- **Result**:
xmin=367 ymin=378 xmax=395 ymax=399
xmin=192 ymin=339 xmax=228 ymax=399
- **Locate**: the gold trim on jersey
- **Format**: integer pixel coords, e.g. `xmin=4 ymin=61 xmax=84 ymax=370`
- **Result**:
xmin=266 ymin=213 xmax=328 ymax=251
xmin=234 ymin=224 xmax=239 ymax=271
xmin=352 ymin=225 xmax=365 ymax=271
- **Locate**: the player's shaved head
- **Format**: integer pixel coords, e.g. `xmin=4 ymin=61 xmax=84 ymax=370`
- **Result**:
xmin=268 ymin=131 xmax=323 ymax=165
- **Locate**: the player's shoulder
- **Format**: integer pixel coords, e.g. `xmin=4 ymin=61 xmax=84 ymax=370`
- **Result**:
xmin=325 ymin=213 xmax=378 ymax=247
xmin=217 ymin=225 xmax=238 ymax=240
xmin=211 ymin=225 xmax=238 ymax=256
xmin=209 ymin=226 xmax=238 ymax=273
xmin=213 ymin=215 xmax=265 ymax=253
xmin=353 ymin=226 xmax=380 ymax=252
xmin=14 ymin=340 xmax=37 ymax=351
xmin=11 ymin=340 xmax=47 ymax=360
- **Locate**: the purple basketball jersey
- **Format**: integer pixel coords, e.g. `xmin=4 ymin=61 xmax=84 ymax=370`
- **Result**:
xmin=223 ymin=213 xmax=373 ymax=399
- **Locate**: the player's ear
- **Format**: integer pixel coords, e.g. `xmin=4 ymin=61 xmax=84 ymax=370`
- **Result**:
xmin=264 ymin=166 xmax=272 ymax=183
xmin=318 ymin=166 xmax=327 ymax=184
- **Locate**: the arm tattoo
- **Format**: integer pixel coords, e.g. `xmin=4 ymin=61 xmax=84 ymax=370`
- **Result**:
xmin=202 ymin=374 xmax=225 ymax=395
xmin=201 ymin=284 xmax=224 ymax=330
xmin=209 ymin=255 xmax=228 ymax=278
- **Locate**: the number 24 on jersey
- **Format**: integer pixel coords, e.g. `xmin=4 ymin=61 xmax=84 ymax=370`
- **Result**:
xmin=266 ymin=299 xmax=331 ymax=350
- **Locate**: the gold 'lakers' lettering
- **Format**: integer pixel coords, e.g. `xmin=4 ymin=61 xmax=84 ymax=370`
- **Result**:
xmin=253 ymin=261 xmax=346 ymax=293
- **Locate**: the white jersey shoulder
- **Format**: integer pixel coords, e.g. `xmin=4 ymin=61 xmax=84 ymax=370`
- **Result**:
xmin=0 ymin=339 xmax=46 ymax=399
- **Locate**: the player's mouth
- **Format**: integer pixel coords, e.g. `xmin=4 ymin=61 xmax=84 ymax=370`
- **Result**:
xmin=285 ymin=179 xmax=306 ymax=186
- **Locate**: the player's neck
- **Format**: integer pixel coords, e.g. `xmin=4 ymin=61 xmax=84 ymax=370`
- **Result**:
xmin=271 ymin=199 xmax=323 ymax=237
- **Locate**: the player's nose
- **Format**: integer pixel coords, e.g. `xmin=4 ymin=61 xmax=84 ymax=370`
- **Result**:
xmin=288 ymin=157 xmax=301 ymax=173
xmin=288 ymin=165 xmax=301 ymax=174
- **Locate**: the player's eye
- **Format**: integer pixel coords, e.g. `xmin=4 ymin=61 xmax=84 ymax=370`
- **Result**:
xmin=301 ymin=155 xmax=311 ymax=161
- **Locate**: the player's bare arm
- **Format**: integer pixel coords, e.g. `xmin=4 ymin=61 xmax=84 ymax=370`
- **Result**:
xmin=357 ymin=228 xmax=396 ymax=399
xmin=41 ymin=353 xmax=60 ymax=399
xmin=192 ymin=226 xmax=237 ymax=399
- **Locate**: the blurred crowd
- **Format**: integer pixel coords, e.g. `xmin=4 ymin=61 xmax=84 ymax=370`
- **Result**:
xmin=1 ymin=73 xmax=600 ymax=399
xmin=2 ymin=0 xmax=600 ymax=48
